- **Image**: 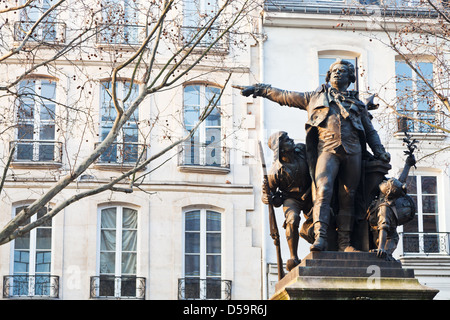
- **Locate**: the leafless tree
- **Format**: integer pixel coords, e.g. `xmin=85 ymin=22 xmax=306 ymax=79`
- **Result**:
xmin=0 ymin=0 xmax=260 ymax=245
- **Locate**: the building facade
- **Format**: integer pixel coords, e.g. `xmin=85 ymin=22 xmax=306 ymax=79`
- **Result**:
xmin=1 ymin=0 xmax=450 ymax=301
xmin=257 ymin=0 xmax=450 ymax=299
xmin=0 ymin=0 xmax=263 ymax=300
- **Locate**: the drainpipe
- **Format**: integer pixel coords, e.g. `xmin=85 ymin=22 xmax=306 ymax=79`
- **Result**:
xmin=257 ymin=9 xmax=269 ymax=301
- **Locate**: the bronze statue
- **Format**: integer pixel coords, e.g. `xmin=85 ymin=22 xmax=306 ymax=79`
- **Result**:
xmin=367 ymin=135 xmax=418 ymax=260
xmin=262 ymin=131 xmax=312 ymax=270
xmin=239 ymin=59 xmax=390 ymax=253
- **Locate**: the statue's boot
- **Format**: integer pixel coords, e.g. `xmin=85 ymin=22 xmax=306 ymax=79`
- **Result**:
xmin=286 ymin=223 xmax=301 ymax=271
xmin=286 ymin=258 xmax=300 ymax=271
xmin=309 ymin=206 xmax=329 ymax=252
xmin=310 ymin=221 xmax=328 ymax=251
xmin=337 ymin=213 xmax=359 ymax=252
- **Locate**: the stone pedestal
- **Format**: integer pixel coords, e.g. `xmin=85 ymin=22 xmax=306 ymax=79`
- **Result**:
xmin=270 ymin=251 xmax=439 ymax=300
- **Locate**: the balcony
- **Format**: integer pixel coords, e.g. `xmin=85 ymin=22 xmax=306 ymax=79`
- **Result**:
xmin=179 ymin=26 xmax=229 ymax=54
xmin=96 ymin=23 xmax=147 ymax=46
xmin=94 ymin=142 xmax=147 ymax=169
xmin=396 ymin=110 xmax=447 ymax=139
xmin=177 ymin=142 xmax=230 ymax=174
xmin=178 ymin=278 xmax=232 ymax=300
xmin=3 ymin=275 xmax=59 ymax=299
xmin=14 ymin=21 xmax=66 ymax=44
xmin=9 ymin=140 xmax=63 ymax=168
xmin=264 ymin=0 xmax=441 ymax=17
xmin=400 ymin=232 xmax=450 ymax=255
xmin=90 ymin=275 xmax=146 ymax=299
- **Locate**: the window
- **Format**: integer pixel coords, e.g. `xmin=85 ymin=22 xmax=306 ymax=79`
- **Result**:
xmin=319 ymin=56 xmax=358 ymax=91
xmin=395 ymin=60 xmax=440 ymax=133
xmin=15 ymin=0 xmax=64 ymax=43
xmin=98 ymin=0 xmax=141 ymax=45
xmin=182 ymin=209 xmax=224 ymax=299
xmin=394 ymin=0 xmax=421 ymax=7
xmin=93 ymin=206 xmax=142 ymax=298
xmin=98 ymin=80 xmax=142 ymax=165
xmin=181 ymin=84 xmax=226 ymax=168
xmin=13 ymin=78 xmax=62 ymax=164
xmin=182 ymin=0 xmax=227 ymax=51
xmin=9 ymin=205 xmax=57 ymax=298
xmin=183 ymin=0 xmax=218 ymax=28
xmin=402 ymin=175 xmax=443 ymax=254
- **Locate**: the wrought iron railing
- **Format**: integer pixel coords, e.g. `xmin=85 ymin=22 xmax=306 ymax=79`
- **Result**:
xmin=90 ymin=275 xmax=146 ymax=300
xmin=179 ymin=26 xmax=229 ymax=53
xmin=96 ymin=24 xmax=147 ymax=46
xmin=178 ymin=278 xmax=232 ymax=300
xmin=3 ymin=275 xmax=59 ymax=299
xmin=264 ymin=0 xmax=441 ymax=17
xmin=9 ymin=140 xmax=63 ymax=164
xmin=396 ymin=110 xmax=446 ymax=134
xmin=94 ymin=142 xmax=147 ymax=166
xmin=399 ymin=232 xmax=450 ymax=255
xmin=14 ymin=21 xmax=66 ymax=43
xmin=178 ymin=142 xmax=230 ymax=169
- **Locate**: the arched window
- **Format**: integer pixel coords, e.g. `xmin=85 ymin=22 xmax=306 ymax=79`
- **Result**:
xmin=182 ymin=208 xmax=223 ymax=299
xmin=16 ymin=0 xmax=62 ymax=43
xmin=98 ymin=79 xmax=142 ymax=166
xmin=395 ymin=58 xmax=439 ymax=133
xmin=318 ymin=51 xmax=359 ymax=91
xmin=92 ymin=205 xmax=144 ymax=299
xmin=182 ymin=0 xmax=227 ymax=51
xmin=402 ymin=174 xmax=442 ymax=254
xmin=13 ymin=77 xmax=61 ymax=164
xmin=98 ymin=0 xmax=141 ymax=45
xmin=182 ymin=84 xmax=224 ymax=168
xmin=8 ymin=204 xmax=56 ymax=298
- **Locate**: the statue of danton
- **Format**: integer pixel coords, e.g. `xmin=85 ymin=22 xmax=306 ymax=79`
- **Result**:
xmin=240 ymin=59 xmax=394 ymax=258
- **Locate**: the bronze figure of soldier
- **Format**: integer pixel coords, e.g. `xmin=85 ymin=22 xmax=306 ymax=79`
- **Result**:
xmin=262 ymin=131 xmax=312 ymax=270
xmin=241 ymin=59 xmax=390 ymax=252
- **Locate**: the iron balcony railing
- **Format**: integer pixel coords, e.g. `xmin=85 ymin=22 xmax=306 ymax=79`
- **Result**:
xmin=96 ymin=23 xmax=147 ymax=46
xmin=264 ymin=0 xmax=442 ymax=17
xmin=9 ymin=140 xmax=63 ymax=164
xmin=94 ymin=142 xmax=147 ymax=166
xmin=178 ymin=142 xmax=230 ymax=169
xmin=3 ymin=275 xmax=59 ymax=299
xmin=179 ymin=26 xmax=229 ymax=53
xmin=14 ymin=21 xmax=66 ymax=44
xmin=396 ymin=110 xmax=446 ymax=134
xmin=399 ymin=232 xmax=450 ymax=255
xmin=178 ymin=278 xmax=232 ymax=300
xmin=90 ymin=275 xmax=146 ymax=300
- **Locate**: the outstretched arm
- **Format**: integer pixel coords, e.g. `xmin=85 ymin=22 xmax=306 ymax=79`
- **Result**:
xmin=238 ymin=84 xmax=310 ymax=110
xmin=398 ymin=154 xmax=416 ymax=183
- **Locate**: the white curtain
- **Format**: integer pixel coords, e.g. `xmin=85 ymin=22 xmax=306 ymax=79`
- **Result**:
xmin=100 ymin=207 xmax=137 ymax=275
xmin=122 ymin=208 xmax=137 ymax=274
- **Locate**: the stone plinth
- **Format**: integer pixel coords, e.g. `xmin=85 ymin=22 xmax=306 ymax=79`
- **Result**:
xmin=270 ymin=251 xmax=439 ymax=300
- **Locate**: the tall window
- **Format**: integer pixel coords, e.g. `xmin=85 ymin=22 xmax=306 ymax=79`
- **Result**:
xmin=99 ymin=0 xmax=140 ymax=45
xmin=15 ymin=0 xmax=59 ymax=42
xmin=395 ymin=60 xmax=437 ymax=133
xmin=99 ymin=80 xmax=140 ymax=165
xmin=319 ymin=56 xmax=358 ymax=90
xmin=183 ymin=209 xmax=222 ymax=299
xmin=11 ymin=205 xmax=54 ymax=297
xmin=15 ymin=78 xmax=59 ymax=163
xmin=183 ymin=84 xmax=222 ymax=167
xmin=182 ymin=0 xmax=224 ymax=49
xmin=402 ymin=175 xmax=441 ymax=254
xmin=183 ymin=0 xmax=218 ymax=27
xmin=96 ymin=206 xmax=138 ymax=298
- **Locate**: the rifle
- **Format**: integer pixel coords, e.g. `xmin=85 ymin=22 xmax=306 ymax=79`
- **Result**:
xmin=258 ymin=141 xmax=285 ymax=281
